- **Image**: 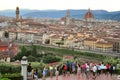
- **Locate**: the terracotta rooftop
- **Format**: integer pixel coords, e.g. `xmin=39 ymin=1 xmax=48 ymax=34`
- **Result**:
xmin=84 ymin=38 xmax=97 ymax=41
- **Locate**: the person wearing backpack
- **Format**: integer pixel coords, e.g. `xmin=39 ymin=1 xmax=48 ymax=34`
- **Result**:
xmin=66 ymin=61 xmax=70 ymax=76
xmin=62 ymin=63 xmax=67 ymax=76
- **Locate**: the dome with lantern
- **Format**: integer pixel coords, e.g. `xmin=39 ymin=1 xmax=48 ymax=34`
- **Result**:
xmin=84 ymin=8 xmax=94 ymax=21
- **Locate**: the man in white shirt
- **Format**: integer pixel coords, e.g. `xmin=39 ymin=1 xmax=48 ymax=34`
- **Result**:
xmin=92 ymin=65 xmax=97 ymax=80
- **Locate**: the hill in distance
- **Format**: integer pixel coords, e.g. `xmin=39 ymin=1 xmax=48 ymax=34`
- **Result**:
xmin=0 ymin=9 xmax=120 ymax=21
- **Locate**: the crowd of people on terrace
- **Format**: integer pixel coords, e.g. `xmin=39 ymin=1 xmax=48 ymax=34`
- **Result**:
xmin=27 ymin=61 xmax=119 ymax=80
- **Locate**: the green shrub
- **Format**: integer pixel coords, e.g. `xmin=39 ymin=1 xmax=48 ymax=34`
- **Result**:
xmin=2 ymin=73 xmax=22 ymax=80
xmin=0 ymin=63 xmax=21 ymax=74
xmin=0 ymin=78 xmax=11 ymax=80
xmin=103 ymin=57 xmax=118 ymax=65
xmin=42 ymin=55 xmax=61 ymax=63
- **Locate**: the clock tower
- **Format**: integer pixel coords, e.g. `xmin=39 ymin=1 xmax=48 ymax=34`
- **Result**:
xmin=16 ymin=7 xmax=19 ymax=20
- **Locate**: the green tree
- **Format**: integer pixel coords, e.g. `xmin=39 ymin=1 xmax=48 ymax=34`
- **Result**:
xmin=27 ymin=55 xmax=36 ymax=62
xmin=14 ymin=46 xmax=29 ymax=60
xmin=31 ymin=45 xmax=37 ymax=56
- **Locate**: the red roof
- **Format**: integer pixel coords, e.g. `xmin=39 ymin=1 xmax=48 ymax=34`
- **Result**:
xmin=61 ymin=17 xmax=66 ymax=21
xmin=84 ymin=38 xmax=97 ymax=41
xmin=0 ymin=41 xmax=19 ymax=59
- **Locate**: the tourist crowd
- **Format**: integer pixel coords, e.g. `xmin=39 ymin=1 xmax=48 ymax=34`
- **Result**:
xmin=27 ymin=61 xmax=119 ymax=80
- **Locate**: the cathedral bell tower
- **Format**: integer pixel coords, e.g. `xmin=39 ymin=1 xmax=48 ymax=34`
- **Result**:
xmin=16 ymin=7 xmax=19 ymax=20
xmin=66 ymin=10 xmax=71 ymax=26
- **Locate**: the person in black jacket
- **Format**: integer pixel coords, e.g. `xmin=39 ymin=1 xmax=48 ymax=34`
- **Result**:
xmin=110 ymin=65 xmax=113 ymax=76
xmin=27 ymin=63 xmax=32 ymax=76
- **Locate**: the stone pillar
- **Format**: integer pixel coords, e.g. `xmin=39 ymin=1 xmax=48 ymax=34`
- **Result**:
xmin=21 ymin=56 xmax=28 ymax=80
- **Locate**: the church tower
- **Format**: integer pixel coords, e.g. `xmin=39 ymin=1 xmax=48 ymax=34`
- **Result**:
xmin=66 ymin=10 xmax=71 ymax=26
xmin=16 ymin=7 xmax=19 ymax=20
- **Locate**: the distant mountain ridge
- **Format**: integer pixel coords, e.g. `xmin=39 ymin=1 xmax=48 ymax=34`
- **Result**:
xmin=0 ymin=9 xmax=120 ymax=21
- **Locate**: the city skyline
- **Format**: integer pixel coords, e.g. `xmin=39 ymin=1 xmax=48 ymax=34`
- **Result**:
xmin=0 ymin=0 xmax=120 ymax=12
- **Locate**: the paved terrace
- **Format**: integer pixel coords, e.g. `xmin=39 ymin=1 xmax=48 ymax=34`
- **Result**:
xmin=39 ymin=74 xmax=118 ymax=80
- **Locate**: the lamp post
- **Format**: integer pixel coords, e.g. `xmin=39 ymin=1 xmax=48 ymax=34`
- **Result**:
xmin=21 ymin=56 xmax=28 ymax=80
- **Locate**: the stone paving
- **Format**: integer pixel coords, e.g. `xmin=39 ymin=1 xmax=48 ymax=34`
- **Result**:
xmin=39 ymin=74 xmax=118 ymax=80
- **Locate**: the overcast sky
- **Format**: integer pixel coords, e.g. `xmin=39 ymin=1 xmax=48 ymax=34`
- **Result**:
xmin=0 ymin=0 xmax=120 ymax=11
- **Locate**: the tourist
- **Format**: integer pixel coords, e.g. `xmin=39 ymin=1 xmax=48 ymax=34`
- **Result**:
xmin=81 ymin=63 xmax=86 ymax=77
xmin=49 ymin=65 xmax=53 ymax=78
xmin=100 ymin=62 xmax=106 ymax=74
xmin=62 ymin=63 xmax=67 ymax=76
xmin=77 ymin=63 xmax=81 ymax=79
xmin=66 ymin=61 xmax=70 ymax=76
xmin=112 ymin=65 xmax=116 ymax=74
xmin=85 ymin=63 xmax=90 ymax=80
xmin=27 ymin=63 xmax=32 ymax=77
xmin=72 ymin=62 xmax=76 ymax=74
xmin=55 ymin=66 xmax=59 ymax=80
xmin=110 ymin=65 xmax=114 ymax=76
xmin=32 ymin=68 xmax=35 ymax=79
xmin=42 ymin=66 xmax=47 ymax=80
xmin=106 ymin=63 xmax=111 ymax=76
xmin=96 ymin=63 xmax=101 ymax=76
xmin=92 ymin=64 xmax=97 ymax=80
xmin=34 ymin=68 xmax=38 ymax=80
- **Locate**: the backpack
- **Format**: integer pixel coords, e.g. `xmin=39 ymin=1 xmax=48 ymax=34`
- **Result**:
xmin=64 ymin=65 xmax=67 ymax=70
